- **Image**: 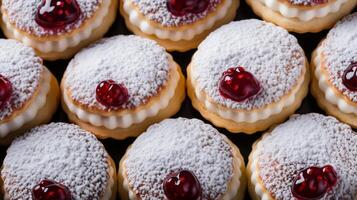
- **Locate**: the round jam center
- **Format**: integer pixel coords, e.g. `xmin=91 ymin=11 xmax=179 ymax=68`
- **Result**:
xmin=32 ymin=179 xmax=72 ymax=200
xmin=167 ymin=0 xmax=209 ymax=16
xmin=96 ymin=80 xmax=129 ymax=108
xmin=342 ymin=62 xmax=357 ymax=91
xmin=35 ymin=0 xmax=81 ymax=30
xmin=0 ymin=74 xmax=12 ymax=110
xmin=219 ymin=66 xmax=262 ymax=102
xmin=163 ymin=170 xmax=202 ymax=200
xmin=292 ymin=165 xmax=338 ymax=200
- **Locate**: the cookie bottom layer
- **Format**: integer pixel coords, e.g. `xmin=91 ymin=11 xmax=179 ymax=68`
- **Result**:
xmin=62 ymin=68 xmax=186 ymax=140
xmin=118 ymin=139 xmax=247 ymax=200
xmin=119 ymin=0 xmax=239 ymax=52
xmin=0 ymin=72 xmax=60 ymax=145
xmin=187 ymin=65 xmax=310 ymax=134
xmin=310 ymin=60 xmax=357 ymax=128
xmin=246 ymin=0 xmax=357 ymax=33
xmin=0 ymin=0 xmax=117 ymax=61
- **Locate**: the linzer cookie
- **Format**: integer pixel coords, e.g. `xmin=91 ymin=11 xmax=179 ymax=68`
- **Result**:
xmin=311 ymin=13 xmax=357 ymax=128
xmin=246 ymin=0 xmax=356 ymax=33
xmin=0 ymin=39 xmax=59 ymax=145
xmin=1 ymin=123 xmax=117 ymax=200
xmin=118 ymin=118 xmax=246 ymax=200
xmin=119 ymin=0 xmax=239 ymax=52
xmin=61 ymin=35 xmax=185 ymax=140
xmin=187 ymin=19 xmax=309 ymax=134
xmin=0 ymin=0 xmax=118 ymax=60
xmin=247 ymin=113 xmax=357 ymax=199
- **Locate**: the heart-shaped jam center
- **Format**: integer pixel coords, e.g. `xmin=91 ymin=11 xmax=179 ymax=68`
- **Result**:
xmin=35 ymin=0 xmax=81 ymax=30
xmin=219 ymin=66 xmax=262 ymax=102
xmin=342 ymin=62 xmax=357 ymax=91
xmin=292 ymin=165 xmax=338 ymax=200
xmin=0 ymin=74 xmax=12 ymax=110
xmin=163 ymin=170 xmax=202 ymax=200
xmin=167 ymin=0 xmax=209 ymax=16
xmin=96 ymin=80 xmax=129 ymax=108
xmin=32 ymin=179 xmax=72 ymax=200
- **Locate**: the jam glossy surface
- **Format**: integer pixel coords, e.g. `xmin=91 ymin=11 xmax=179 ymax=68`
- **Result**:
xmin=32 ymin=179 xmax=72 ymax=200
xmin=96 ymin=80 xmax=129 ymax=108
xmin=342 ymin=62 xmax=357 ymax=91
xmin=0 ymin=74 xmax=12 ymax=110
xmin=219 ymin=66 xmax=262 ymax=102
xmin=292 ymin=165 xmax=338 ymax=200
xmin=35 ymin=0 xmax=81 ymax=30
xmin=167 ymin=0 xmax=209 ymax=16
xmin=163 ymin=170 xmax=202 ymax=200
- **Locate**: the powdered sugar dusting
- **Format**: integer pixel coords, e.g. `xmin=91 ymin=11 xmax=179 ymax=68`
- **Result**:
xmin=322 ymin=13 xmax=357 ymax=102
xmin=2 ymin=0 xmax=101 ymax=36
xmin=64 ymin=35 xmax=170 ymax=110
xmin=287 ymin=0 xmax=328 ymax=6
xmin=125 ymin=118 xmax=234 ymax=200
xmin=1 ymin=123 xmax=110 ymax=199
xmin=0 ymin=39 xmax=43 ymax=121
xmin=257 ymin=113 xmax=357 ymax=199
xmin=131 ymin=0 xmax=221 ymax=27
xmin=192 ymin=20 xmax=305 ymax=110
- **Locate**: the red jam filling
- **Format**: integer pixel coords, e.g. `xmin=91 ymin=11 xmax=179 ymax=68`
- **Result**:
xmin=342 ymin=62 xmax=357 ymax=91
xmin=163 ymin=170 xmax=202 ymax=200
xmin=32 ymin=179 xmax=72 ymax=200
xmin=96 ymin=80 xmax=129 ymax=108
xmin=292 ymin=165 xmax=338 ymax=200
xmin=0 ymin=74 xmax=12 ymax=110
xmin=35 ymin=0 xmax=81 ymax=30
xmin=219 ymin=66 xmax=262 ymax=102
xmin=167 ymin=0 xmax=209 ymax=16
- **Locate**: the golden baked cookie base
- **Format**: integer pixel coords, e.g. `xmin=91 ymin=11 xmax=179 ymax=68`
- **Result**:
xmin=0 ymin=0 xmax=118 ymax=61
xmin=118 ymin=138 xmax=247 ymax=200
xmin=0 ymin=72 xmax=60 ymax=145
xmin=119 ymin=0 xmax=239 ymax=52
xmin=61 ymin=66 xmax=186 ymax=140
xmin=246 ymin=138 xmax=275 ymax=200
xmin=310 ymin=49 xmax=357 ymax=128
xmin=245 ymin=0 xmax=357 ymax=33
xmin=187 ymin=64 xmax=310 ymax=134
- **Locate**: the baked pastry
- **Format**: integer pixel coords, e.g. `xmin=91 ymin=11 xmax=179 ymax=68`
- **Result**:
xmin=187 ymin=19 xmax=309 ymax=134
xmin=61 ymin=35 xmax=185 ymax=140
xmin=1 ymin=123 xmax=117 ymax=200
xmin=246 ymin=0 xmax=356 ymax=33
xmin=118 ymin=118 xmax=246 ymax=200
xmin=247 ymin=113 xmax=357 ymax=199
xmin=0 ymin=0 xmax=117 ymax=60
xmin=311 ymin=13 xmax=357 ymax=128
xmin=119 ymin=0 xmax=239 ymax=52
xmin=0 ymin=39 xmax=59 ymax=145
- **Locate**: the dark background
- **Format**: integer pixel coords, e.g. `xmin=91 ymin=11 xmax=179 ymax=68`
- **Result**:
xmin=0 ymin=2 xmax=356 ymax=200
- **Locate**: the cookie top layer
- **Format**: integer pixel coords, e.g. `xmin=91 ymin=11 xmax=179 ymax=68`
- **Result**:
xmin=64 ymin=35 xmax=170 ymax=111
xmin=256 ymin=113 xmax=357 ymax=199
xmin=131 ymin=0 xmax=221 ymax=27
xmin=321 ymin=13 xmax=357 ymax=102
xmin=1 ymin=123 xmax=110 ymax=199
xmin=124 ymin=118 xmax=234 ymax=200
xmin=0 ymin=39 xmax=43 ymax=121
xmin=286 ymin=0 xmax=329 ymax=6
xmin=191 ymin=19 xmax=305 ymax=110
xmin=2 ymin=0 xmax=101 ymax=36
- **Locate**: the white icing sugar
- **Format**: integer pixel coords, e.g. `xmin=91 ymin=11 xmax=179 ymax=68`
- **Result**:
xmin=322 ymin=13 xmax=357 ymax=103
xmin=1 ymin=0 xmax=101 ymax=36
xmin=1 ymin=123 xmax=110 ymax=200
xmin=287 ymin=0 xmax=328 ymax=6
xmin=191 ymin=19 xmax=305 ymax=110
xmin=64 ymin=35 xmax=170 ymax=110
xmin=0 ymin=39 xmax=43 ymax=121
xmin=125 ymin=118 xmax=234 ymax=200
xmin=131 ymin=0 xmax=221 ymax=27
xmin=257 ymin=113 xmax=357 ymax=199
